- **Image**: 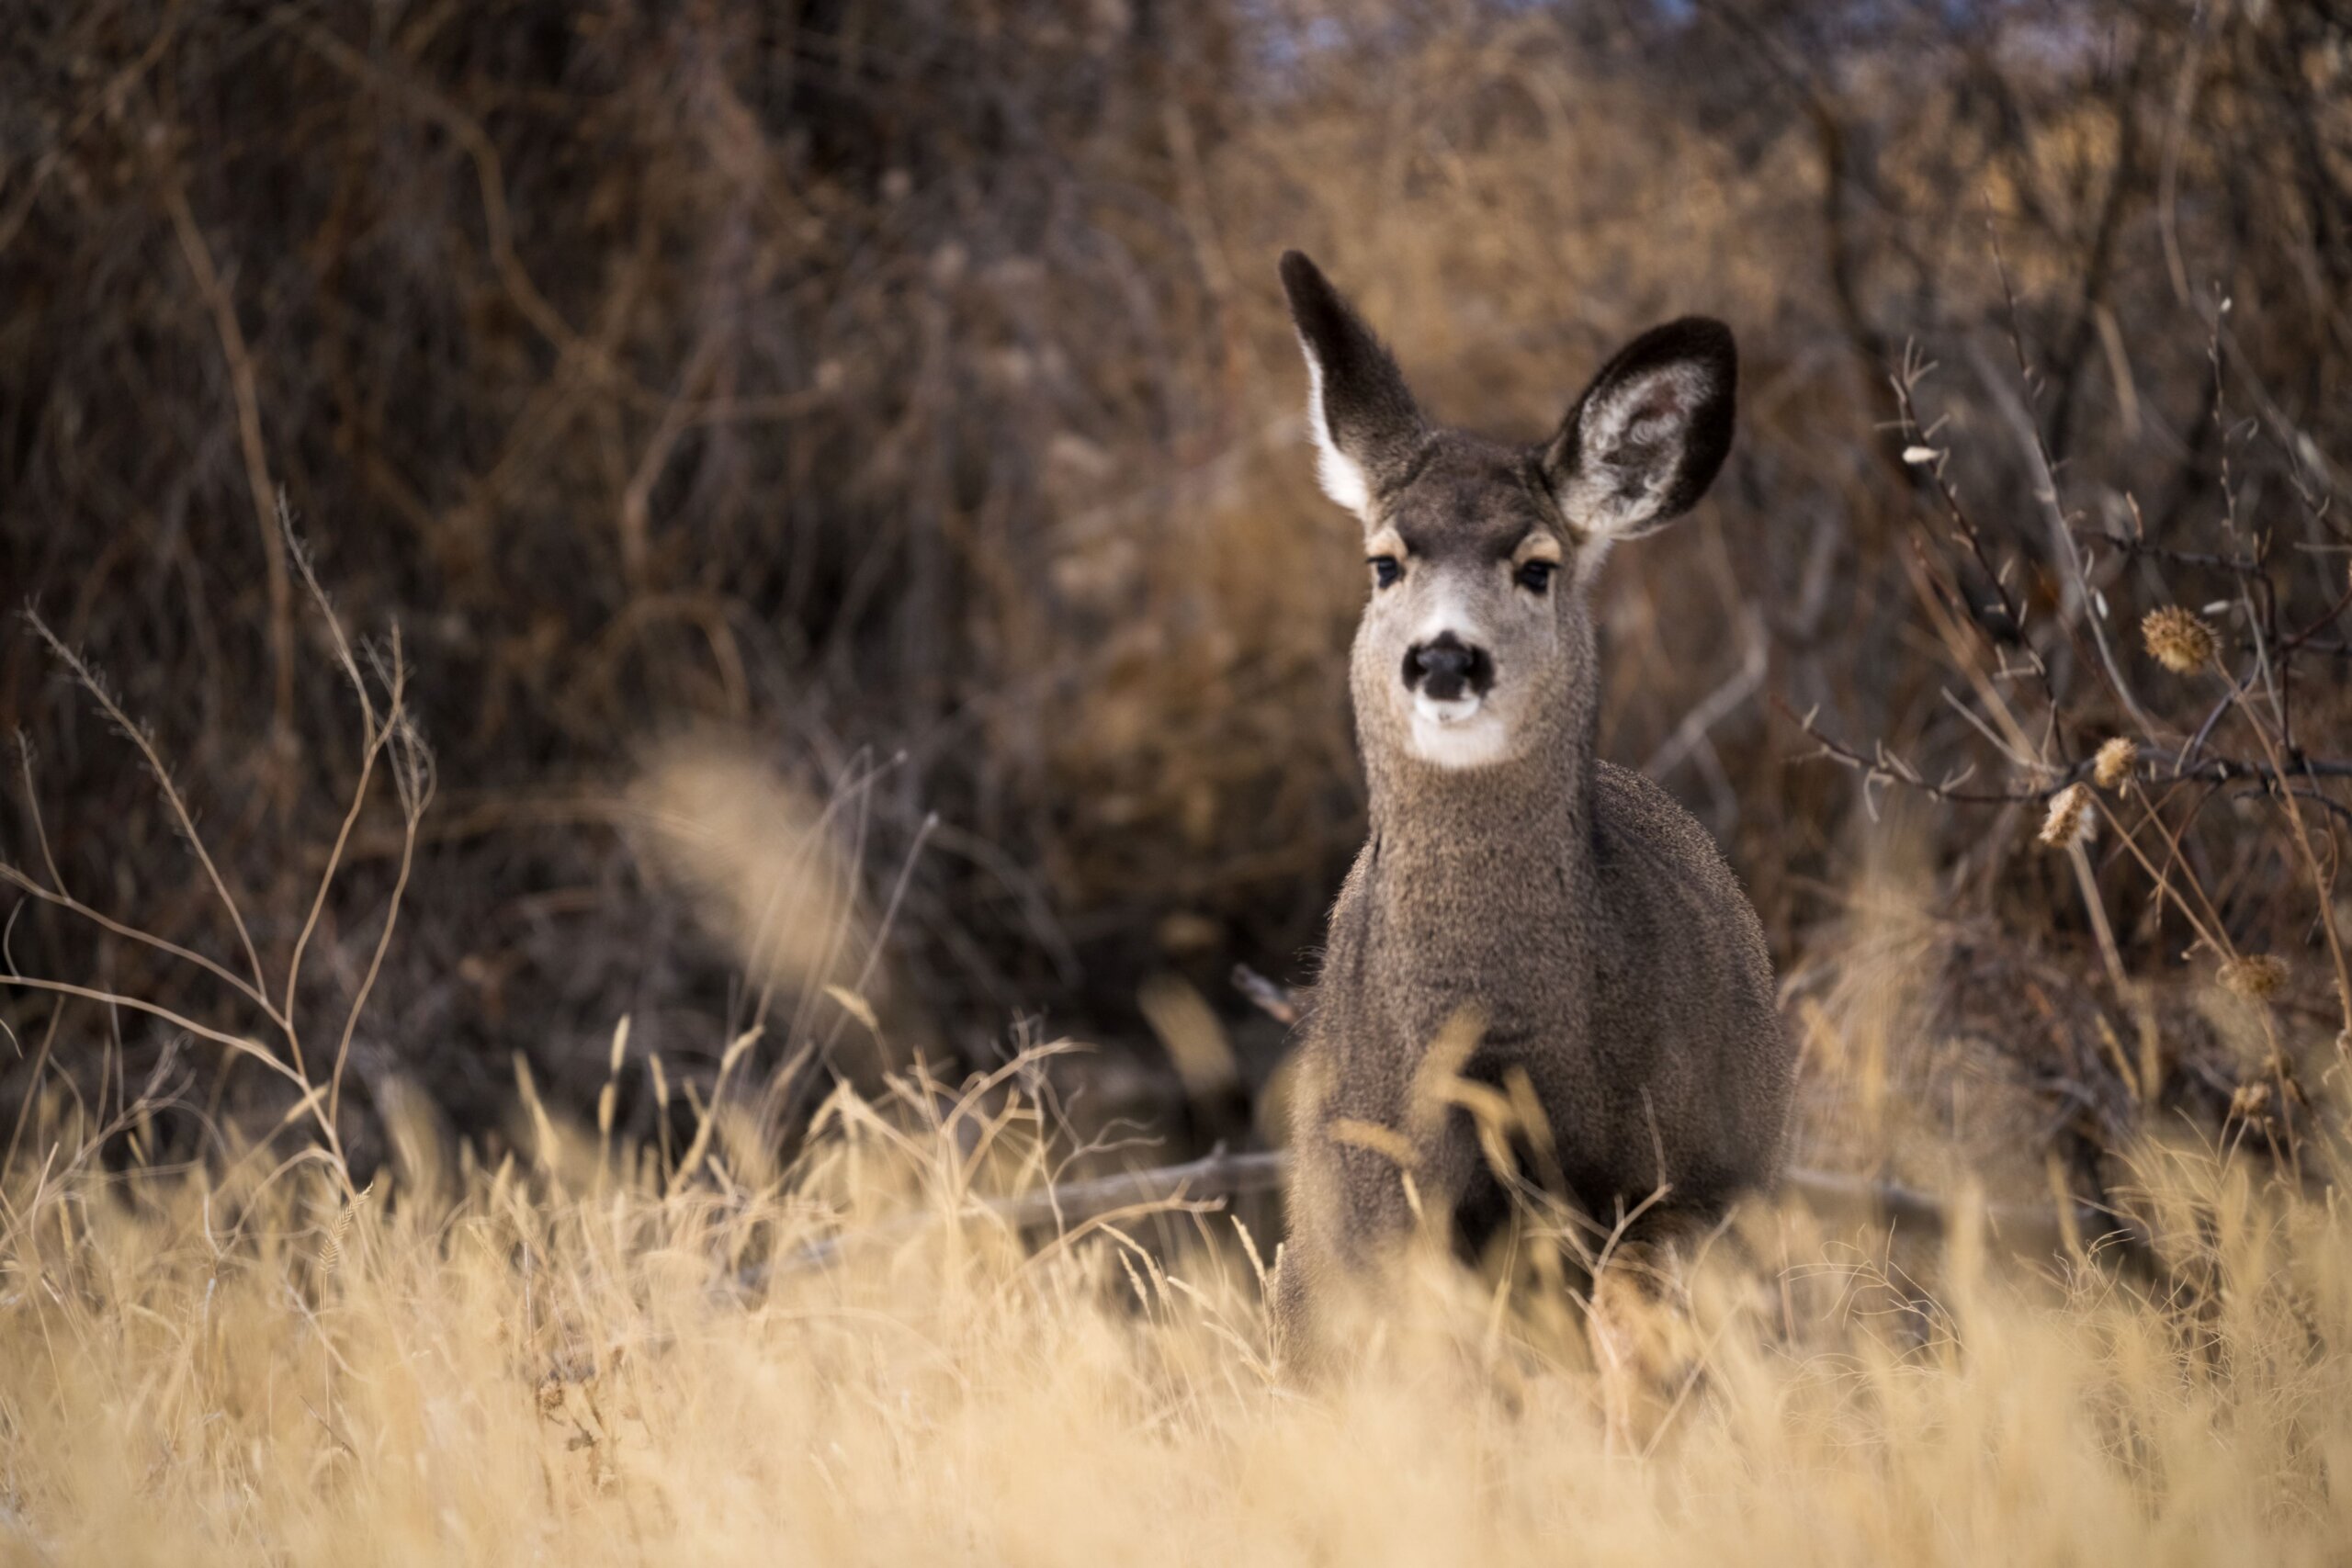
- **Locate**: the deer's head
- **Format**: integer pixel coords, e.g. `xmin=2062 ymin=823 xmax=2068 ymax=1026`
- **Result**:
xmin=1280 ymin=251 xmax=1736 ymax=773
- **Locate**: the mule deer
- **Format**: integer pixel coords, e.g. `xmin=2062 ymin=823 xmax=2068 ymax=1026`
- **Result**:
xmin=1270 ymin=252 xmax=1794 ymax=1392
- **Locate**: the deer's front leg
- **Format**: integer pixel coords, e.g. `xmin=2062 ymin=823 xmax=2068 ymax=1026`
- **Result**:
xmin=1273 ymin=1110 xmax=1480 ymax=1378
xmin=1587 ymin=1228 xmax=1707 ymax=1451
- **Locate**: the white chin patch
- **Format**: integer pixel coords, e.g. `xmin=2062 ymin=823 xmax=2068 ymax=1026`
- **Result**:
xmin=1408 ymin=694 xmax=1512 ymax=769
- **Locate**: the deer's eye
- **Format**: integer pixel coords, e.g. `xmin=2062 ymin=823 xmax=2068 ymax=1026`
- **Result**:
xmin=1516 ymin=560 xmax=1555 ymax=594
xmin=1370 ymin=556 xmax=1402 ymax=589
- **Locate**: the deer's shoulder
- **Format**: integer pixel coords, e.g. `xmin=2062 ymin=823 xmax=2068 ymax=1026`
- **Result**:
xmin=1589 ymin=761 xmax=1761 ymax=941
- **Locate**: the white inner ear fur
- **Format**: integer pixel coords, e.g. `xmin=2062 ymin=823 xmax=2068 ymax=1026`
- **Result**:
xmin=1554 ymin=361 xmax=1704 ymax=540
xmin=1300 ymin=337 xmax=1372 ymax=518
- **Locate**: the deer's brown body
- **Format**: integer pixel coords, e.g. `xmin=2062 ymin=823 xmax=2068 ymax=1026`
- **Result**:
xmin=1270 ymin=254 xmax=1792 ymax=1360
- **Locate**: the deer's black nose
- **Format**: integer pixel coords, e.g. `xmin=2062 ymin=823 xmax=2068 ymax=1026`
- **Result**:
xmin=1403 ymin=632 xmax=1493 ymax=702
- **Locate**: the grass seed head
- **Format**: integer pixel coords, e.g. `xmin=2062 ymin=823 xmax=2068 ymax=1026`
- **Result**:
xmin=2142 ymin=606 xmax=2218 ymax=673
xmin=2229 ymin=1078 xmax=2275 ymax=1120
xmin=2092 ymin=737 xmax=2137 ymax=789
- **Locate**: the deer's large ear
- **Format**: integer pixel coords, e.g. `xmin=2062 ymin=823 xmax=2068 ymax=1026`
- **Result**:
xmin=1279 ymin=251 xmax=1426 ymax=522
xmin=1540 ymin=318 xmax=1736 ymax=543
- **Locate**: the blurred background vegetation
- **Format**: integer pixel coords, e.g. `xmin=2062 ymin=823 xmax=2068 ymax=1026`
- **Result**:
xmin=5 ymin=0 xmax=2349 ymax=1206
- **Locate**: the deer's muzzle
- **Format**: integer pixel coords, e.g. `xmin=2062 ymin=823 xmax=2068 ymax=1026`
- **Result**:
xmin=1403 ymin=631 xmax=1494 ymax=704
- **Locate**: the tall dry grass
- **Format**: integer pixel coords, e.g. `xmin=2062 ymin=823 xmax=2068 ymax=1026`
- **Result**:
xmin=4 ymin=1057 xmax=2348 ymax=1563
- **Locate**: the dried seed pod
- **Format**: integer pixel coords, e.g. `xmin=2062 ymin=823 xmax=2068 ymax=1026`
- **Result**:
xmin=2040 ymin=783 xmax=2096 ymax=850
xmin=2218 ymin=953 xmax=2289 ymax=1001
xmin=2093 ymin=737 xmax=2137 ymax=789
xmin=2142 ymin=606 xmax=2218 ymax=673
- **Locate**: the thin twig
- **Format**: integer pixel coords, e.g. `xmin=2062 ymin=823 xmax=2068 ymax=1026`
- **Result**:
xmin=1777 ymin=696 xmax=2352 ymax=807
xmin=23 ymin=615 xmax=270 ymax=1000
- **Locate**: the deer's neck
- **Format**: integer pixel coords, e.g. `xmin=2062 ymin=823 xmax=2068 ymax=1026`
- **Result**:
xmin=1360 ymin=714 xmax=1598 ymax=986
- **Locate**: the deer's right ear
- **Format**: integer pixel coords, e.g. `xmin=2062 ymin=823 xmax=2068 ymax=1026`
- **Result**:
xmin=1279 ymin=251 xmax=1425 ymax=522
xmin=1540 ymin=317 xmax=1736 ymax=544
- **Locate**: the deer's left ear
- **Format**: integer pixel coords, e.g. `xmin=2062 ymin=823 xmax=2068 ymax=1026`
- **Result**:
xmin=1539 ymin=317 xmax=1736 ymax=542
xmin=1280 ymin=250 xmax=1426 ymax=523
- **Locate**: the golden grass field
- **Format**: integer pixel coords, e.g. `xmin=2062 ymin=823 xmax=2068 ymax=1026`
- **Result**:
xmin=5 ymin=1050 xmax=2348 ymax=1565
